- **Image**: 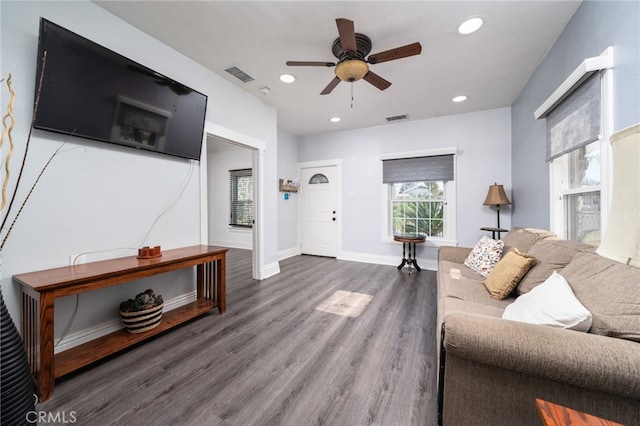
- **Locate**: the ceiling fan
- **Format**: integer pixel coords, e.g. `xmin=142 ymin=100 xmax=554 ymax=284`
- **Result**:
xmin=286 ymin=18 xmax=422 ymax=95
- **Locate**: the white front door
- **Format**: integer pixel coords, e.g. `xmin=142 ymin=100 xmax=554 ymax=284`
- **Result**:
xmin=300 ymin=166 xmax=338 ymax=257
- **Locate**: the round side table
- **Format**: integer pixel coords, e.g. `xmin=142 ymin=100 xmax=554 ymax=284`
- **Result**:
xmin=393 ymin=233 xmax=426 ymax=272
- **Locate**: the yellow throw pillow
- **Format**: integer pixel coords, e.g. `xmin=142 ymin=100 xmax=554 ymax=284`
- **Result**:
xmin=483 ymin=248 xmax=537 ymax=300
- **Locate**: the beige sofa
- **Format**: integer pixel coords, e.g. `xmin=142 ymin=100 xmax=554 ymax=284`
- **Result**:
xmin=436 ymin=228 xmax=640 ymax=426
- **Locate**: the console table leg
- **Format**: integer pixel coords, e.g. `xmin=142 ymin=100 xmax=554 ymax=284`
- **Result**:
xmin=38 ymin=292 xmax=55 ymax=400
xmin=217 ymin=258 xmax=226 ymax=314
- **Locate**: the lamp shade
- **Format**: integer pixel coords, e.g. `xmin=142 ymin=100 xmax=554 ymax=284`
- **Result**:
xmin=483 ymin=183 xmax=511 ymax=206
xmin=335 ymin=60 xmax=369 ymax=82
xmin=596 ymin=123 xmax=640 ymax=267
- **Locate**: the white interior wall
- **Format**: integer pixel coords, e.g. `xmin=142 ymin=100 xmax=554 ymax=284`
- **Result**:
xmin=207 ymin=138 xmax=253 ymax=249
xmin=277 ymin=130 xmax=299 ymax=259
xmin=0 ymin=1 xmax=277 ymax=348
xmin=298 ymin=107 xmax=512 ymax=266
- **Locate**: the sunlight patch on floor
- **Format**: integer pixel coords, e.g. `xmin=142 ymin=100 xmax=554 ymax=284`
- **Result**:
xmin=315 ymin=290 xmax=374 ymax=318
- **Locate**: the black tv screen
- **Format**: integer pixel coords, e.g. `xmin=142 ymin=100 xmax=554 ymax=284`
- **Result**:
xmin=34 ymin=18 xmax=207 ymax=161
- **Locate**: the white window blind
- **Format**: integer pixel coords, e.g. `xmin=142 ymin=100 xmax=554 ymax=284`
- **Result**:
xmin=545 ymin=74 xmax=601 ymax=162
xmin=382 ymin=154 xmax=454 ymax=183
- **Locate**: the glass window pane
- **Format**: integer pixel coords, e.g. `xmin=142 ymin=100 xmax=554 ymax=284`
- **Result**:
xmin=309 ymin=173 xmax=329 ymax=184
xmin=390 ymin=181 xmax=445 ymax=237
xmin=431 ymin=220 xmax=444 ymax=237
xmin=568 ymin=141 xmax=601 ymax=189
xmin=566 ymin=191 xmax=600 ymax=244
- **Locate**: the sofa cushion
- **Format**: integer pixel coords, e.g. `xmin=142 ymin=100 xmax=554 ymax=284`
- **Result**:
xmin=444 ymin=275 xmax=513 ymax=308
xmin=502 ymin=271 xmax=592 ymax=332
xmin=502 ymin=227 xmax=557 ymax=254
xmin=560 ymin=251 xmax=640 ymax=342
xmin=443 ymin=296 xmax=507 ymax=319
xmin=463 ymin=236 xmax=504 ymax=277
xmin=483 ymin=248 xmax=537 ymax=300
xmin=517 ymin=239 xmax=593 ymax=295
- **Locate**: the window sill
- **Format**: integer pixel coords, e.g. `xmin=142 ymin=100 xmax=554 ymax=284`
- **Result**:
xmin=381 ymin=236 xmax=457 ymax=247
xmin=228 ymin=226 xmax=252 ymax=233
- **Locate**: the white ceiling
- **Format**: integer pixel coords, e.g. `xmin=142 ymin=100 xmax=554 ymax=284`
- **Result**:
xmin=94 ymin=1 xmax=581 ymax=137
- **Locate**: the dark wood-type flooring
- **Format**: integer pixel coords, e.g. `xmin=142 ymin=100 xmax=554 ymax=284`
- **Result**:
xmin=39 ymin=249 xmax=438 ymax=425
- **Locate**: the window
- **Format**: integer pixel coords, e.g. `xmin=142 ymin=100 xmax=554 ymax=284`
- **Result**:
xmin=552 ymin=142 xmax=602 ymax=243
xmin=381 ymin=150 xmax=456 ymax=243
xmin=229 ymin=168 xmax=253 ymax=228
xmin=391 ymin=181 xmax=445 ymax=236
xmin=540 ymin=48 xmax=613 ymax=245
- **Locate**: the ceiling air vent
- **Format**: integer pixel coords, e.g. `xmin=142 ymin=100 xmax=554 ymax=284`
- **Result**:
xmin=386 ymin=114 xmax=408 ymax=122
xmin=224 ymin=65 xmax=255 ymax=83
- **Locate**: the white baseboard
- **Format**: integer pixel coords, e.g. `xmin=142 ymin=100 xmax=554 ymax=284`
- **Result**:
xmin=338 ymin=250 xmax=437 ymax=271
xmin=278 ymin=246 xmax=300 ymax=260
xmin=261 ymin=261 xmax=281 ymax=279
xmin=209 ymin=239 xmax=253 ymax=250
xmin=53 ymin=291 xmax=197 ymax=354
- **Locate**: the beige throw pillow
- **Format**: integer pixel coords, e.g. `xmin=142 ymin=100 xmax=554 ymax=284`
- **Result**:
xmin=483 ymin=248 xmax=537 ymax=300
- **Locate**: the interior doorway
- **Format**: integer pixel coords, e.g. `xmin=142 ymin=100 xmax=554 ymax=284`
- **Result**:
xmin=201 ymin=122 xmax=266 ymax=280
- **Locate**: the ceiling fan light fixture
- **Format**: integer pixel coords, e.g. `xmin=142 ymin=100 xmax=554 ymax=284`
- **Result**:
xmin=335 ymin=59 xmax=369 ymax=82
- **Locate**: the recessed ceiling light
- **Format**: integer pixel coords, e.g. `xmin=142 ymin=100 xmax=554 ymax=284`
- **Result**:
xmin=279 ymin=73 xmax=296 ymax=83
xmin=330 ymin=117 xmax=341 ymax=123
xmin=452 ymin=95 xmax=468 ymax=103
xmin=457 ymin=16 xmax=484 ymax=35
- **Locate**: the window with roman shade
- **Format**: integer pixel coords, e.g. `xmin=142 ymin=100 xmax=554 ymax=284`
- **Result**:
xmin=537 ymin=47 xmax=614 ymax=245
xmin=229 ymin=168 xmax=253 ymax=228
xmin=382 ymin=154 xmax=455 ymax=239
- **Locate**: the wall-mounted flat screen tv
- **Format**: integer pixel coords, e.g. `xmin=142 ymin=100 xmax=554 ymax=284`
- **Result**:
xmin=34 ymin=18 xmax=208 ymax=161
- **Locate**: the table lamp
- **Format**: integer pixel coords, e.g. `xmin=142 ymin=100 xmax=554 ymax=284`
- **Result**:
xmin=483 ymin=183 xmax=511 ymax=229
xmin=596 ymin=123 xmax=640 ymax=266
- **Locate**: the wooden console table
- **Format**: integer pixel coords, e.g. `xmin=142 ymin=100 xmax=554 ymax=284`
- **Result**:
xmin=13 ymin=244 xmax=228 ymax=401
xmin=535 ymin=398 xmax=623 ymax=426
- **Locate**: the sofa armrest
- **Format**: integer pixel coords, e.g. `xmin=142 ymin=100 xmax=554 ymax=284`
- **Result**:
xmin=443 ymin=312 xmax=640 ymax=398
xmin=438 ymin=246 xmax=472 ymax=264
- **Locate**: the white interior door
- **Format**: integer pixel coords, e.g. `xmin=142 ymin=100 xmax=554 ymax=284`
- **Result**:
xmin=300 ymin=166 xmax=338 ymax=257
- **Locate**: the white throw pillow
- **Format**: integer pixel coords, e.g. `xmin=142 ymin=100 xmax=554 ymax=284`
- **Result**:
xmin=502 ymin=271 xmax=592 ymax=332
xmin=463 ymin=236 xmax=504 ymax=277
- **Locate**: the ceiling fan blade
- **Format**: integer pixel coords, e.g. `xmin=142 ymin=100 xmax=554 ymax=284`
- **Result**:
xmin=286 ymin=61 xmax=335 ymax=67
xmin=367 ymin=42 xmax=422 ymax=64
xmin=320 ymin=76 xmax=341 ymax=95
xmin=363 ymin=71 xmax=392 ymax=91
xmin=336 ymin=18 xmax=357 ymax=52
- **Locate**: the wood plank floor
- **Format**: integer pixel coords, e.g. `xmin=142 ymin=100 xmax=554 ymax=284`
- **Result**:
xmin=39 ymin=250 xmax=438 ymax=425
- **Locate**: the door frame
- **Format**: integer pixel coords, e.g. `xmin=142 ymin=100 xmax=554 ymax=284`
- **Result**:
xmin=297 ymin=159 xmax=342 ymax=258
xmin=201 ymin=121 xmax=267 ymax=280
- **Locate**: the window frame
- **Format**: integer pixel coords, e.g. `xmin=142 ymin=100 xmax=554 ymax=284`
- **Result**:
xmin=380 ymin=148 xmax=457 ymax=247
xmin=229 ymin=168 xmax=253 ymax=229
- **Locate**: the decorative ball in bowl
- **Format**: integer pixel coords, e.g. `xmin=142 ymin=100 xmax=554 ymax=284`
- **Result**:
xmin=119 ymin=289 xmax=164 ymax=333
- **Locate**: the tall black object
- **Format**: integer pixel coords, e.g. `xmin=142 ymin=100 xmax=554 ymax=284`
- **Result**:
xmin=1 ymin=288 xmax=36 ymax=425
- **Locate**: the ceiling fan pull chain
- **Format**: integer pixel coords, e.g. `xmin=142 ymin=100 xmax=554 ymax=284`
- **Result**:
xmin=351 ymin=82 xmax=354 ymax=108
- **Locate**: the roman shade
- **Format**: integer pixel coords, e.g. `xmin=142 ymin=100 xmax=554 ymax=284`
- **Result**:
xmin=382 ymin=154 xmax=454 ymax=183
xmin=545 ymin=73 xmax=601 ymax=162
